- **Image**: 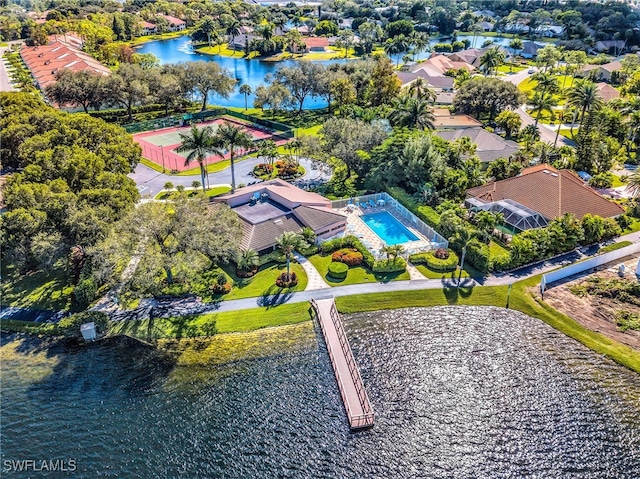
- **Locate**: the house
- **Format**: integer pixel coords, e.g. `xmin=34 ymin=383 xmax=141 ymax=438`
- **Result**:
xmin=229 ymin=34 xmax=259 ymax=50
xmin=302 ymin=36 xmax=329 ymax=52
xmin=595 ymin=82 xmax=620 ymax=102
xmin=448 ymin=48 xmax=485 ymax=67
xmin=477 ymin=21 xmax=494 ymax=32
xmin=521 ymin=41 xmax=543 ymax=59
xmin=465 ymin=164 xmax=625 ymax=232
xmin=213 ymin=179 xmax=346 ymax=253
xmin=435 ymin=127 xmax=521 ymax=163
xmin=473 ymin=10 xmax=496 ymax=18
xmin=594 ymin=40 xmax=625 ymax=54
xmin=535 ymin=25 xmax=564 ymax=38
xmin=432 ymin=108 xmax=482 ymax=129
xmin=410 ymin=54 xmax=475 ymax=76
xmin=396 ymin=71 xmax=455 ymax=91
xmin=161 ymin=15 xmax=186 ymax=32
xmin=20 ymin=40 xmax=111 ymax=91
xmin=139 ymin=21 xmax=157 ymax=35
xmin=578 ymin=61 xmax=622 ymax=82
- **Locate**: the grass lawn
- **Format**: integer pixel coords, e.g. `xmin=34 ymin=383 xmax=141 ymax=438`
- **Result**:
xmin=558 ymin=128 xmax=578 ymax=140
xmin=193 ymin=44 xmax=259 ymax=59
xmin=497 ymin=64 xmax=526 ymax=74
xmin=0 ymin=265 xmax=75 ymax=312
xmin=160 ymin=262 xmax=307 ymax=302
xmin=489 ymin=241 xmax=510 ymax=256
xmin=140 ymin=157 xmax=166 ymax=173
xmin=154 ymin=186 xmax=230 ymax=200
xmin=611 ymin=174 xmax=626 ymax=188
xmin=308 ymin=253 xmax=410 ymax=285
xmin=623 ymin=218 xmax=640 ymax=234
xmin=128 ymin=31 xmax=190 ymax=46
xmin=176 ymin=158 xmax=234 ymax=176
xmin=415 ymin=265 xmax=470 ymax=280
xmin=107 ymin=302 xmax=312 ymax=340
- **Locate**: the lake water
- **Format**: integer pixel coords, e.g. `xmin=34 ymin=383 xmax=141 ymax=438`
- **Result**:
xmin=2 ymin=306 xmax=639 ymax=478
xmin=135 ymin=37 xmax=348 ymax=109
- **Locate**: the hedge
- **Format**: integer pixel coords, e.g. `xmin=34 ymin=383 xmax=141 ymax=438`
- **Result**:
xmin=328 ymin=261 xmax=348 ymax=279
xmin=58 ymin=311 xmax=109 ymax=338
xmin=385 ymin=186 xmax=440 ymax=228
xmin=372 ymin=257 xmax=407 ymax=273
xmin=320 ymin=236 xmax=375 ymax=268
xmin=259 ymin=250 xmax=287 ymax=266
xmin=465 ymin=240 xmax=490 ymax=273
xmin=410 ymin=250 xmax=459 ymax=271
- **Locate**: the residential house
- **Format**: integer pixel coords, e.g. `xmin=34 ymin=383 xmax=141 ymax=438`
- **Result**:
xmin=477 ymin=21 xmax=494 ymax=32
xmin=465 ymin=164 xmax=625 ymax=232
xmin=578 ymin=61 xmax=622 ymax=82
xmin=594 ymin=40 xmax=625 ymax=54
xmin=435 ymin=127 xmax=521 ymax=163
xmin=161 ymin=15 xmax=186 ymax=32
xmin=21 ymin=40 xmax=111 ymax=92
xmin=534 ymin=25 xmax=564 ymax=37
xmin=521 ymin=41 xmax=543 ymax=59
xmin=213 ymin=179 xmax=347 ymax=253
xmin=595 ymin=82 xmax=620 ymax=102
xmin=448 ymin=48 xmax=485 ymax=67
xmin=292 ymin=36 xmax=329 ymax=53
xmin=139 ymin=21 xmax=157 ymax=35
xmin=432 ymin=108 xmax=482 ymax=129
xmin=410 ymin=54 xmax=475 ymax=76
xmin=229 ymin=34 xmax=259 ymax=51
xmin=396 ymin=70 xmax=454 ymax=91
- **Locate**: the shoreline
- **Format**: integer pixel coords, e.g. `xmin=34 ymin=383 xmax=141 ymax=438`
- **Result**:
xmin=3 ymin=275 xmax=640 ymax=374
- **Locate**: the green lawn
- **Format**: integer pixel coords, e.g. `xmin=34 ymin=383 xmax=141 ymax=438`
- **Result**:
xmin=611 ymin=174 xmax=626 ymax=188
xmin=497 ymin=64 xmax=526 ymax=74
xmin=308 ymin=253 xmax=410 ymax=285
xmin=107 ymin=302 xmax=312 ymax=340
xmin=558 ymin=128 xmax=578 ymax=140
xmin=415 ymin=265 xmax=470 ymax=280
xmin=623 ymin=218 xmax=640 ymax=234
xmin=176 ymin=158 xmax=234 ymax=176
xmin=154 ymin=186 xmax=230 ymax=200
xmin=489 ymin=241 xmax=510 ymax=256
xmin=159 ymin=262 xmax=307 ymax=302
xmin=128 ymin=31 xmax=191 ymax=46
xmin=0 ymin=265 xmax=75 ymax=312
xmin=139 ymin=157 xmax=166 ymax=173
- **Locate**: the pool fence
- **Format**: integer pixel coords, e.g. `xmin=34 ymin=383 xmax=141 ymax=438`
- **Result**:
xmin=331 ymin=192 xmax=448 ymax=249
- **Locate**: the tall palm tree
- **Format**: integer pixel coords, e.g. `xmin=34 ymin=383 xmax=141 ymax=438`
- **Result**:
xmin=176 ymin=125 xmax=222 ymax=192
xmin=509 ymin=37 xmax=523 ymax=57
xmin=626 ymin=169 xmax=640 ymax=198
xmin=409 ymin=31 xmax=428 ymax=59
xmin=521 ymin=124 xmax=540 ymax=151
xmin=450 ymin=228 xmax=472 ymax=284
xmin=226 ymin=20 xmax=241 ymax=44
xmin=479 ymin=46 xmax=506 ymax=76
xmin=214 ymin=121 xmax=254 ymax=193
xmin=408 ymin=77 xmax=437 ymax=102
xmin=195 ymin=17 xmax=217 ymax=46
xmin=530 ymin=91 xmax=557 ymax=128
xmin=275 ymin=232 xmax=308 ymax=282
xmin=256 ymin=23 xmax=274 ymax=41
xmin=239 ymin=83 xmax=252 ymax=110
xmin=389 ymin=96 xmax=435 ymax=130
xmin=567 ymin=79 xmax=603 ymax=133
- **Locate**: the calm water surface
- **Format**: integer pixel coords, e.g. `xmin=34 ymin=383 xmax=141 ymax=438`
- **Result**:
xmin=2 ymin=306 xmax=639 ymax=478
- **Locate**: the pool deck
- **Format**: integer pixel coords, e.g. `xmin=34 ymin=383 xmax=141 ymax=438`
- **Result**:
xmin=336 ymin=205 xmax=435 ymax=257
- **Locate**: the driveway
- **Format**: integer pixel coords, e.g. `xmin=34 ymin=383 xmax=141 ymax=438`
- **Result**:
xmin=129 ymin=155 xmax=331 ymax=198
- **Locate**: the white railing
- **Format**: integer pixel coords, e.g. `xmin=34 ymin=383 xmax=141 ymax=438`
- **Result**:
xmin=541 ymin=242 xmax=640 ymax=293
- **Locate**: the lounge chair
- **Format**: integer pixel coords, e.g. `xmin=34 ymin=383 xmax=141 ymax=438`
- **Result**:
xmin=360 ymin=201 xmax=368 ymax=209
xmin=369 ymin=200 xmax=376 ymax=208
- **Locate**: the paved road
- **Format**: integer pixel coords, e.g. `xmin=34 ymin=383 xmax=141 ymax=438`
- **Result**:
xmin=500 ymin=67 xmax=572 ymax=147
xmin=0 ymin=46 xmax=16 ymax=92
xmin=129 ymin=155 xmax=330 ymax=198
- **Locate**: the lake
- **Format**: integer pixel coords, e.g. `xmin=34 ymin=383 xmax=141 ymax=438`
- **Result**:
xmin=135 ymin=37 xmax=348 ymax=109
xmin=2 ymin=306 xmax=639 ymax=477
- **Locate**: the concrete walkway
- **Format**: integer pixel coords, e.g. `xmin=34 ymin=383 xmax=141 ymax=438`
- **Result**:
xmin=295 ymin=253 xmax=330 ymax=291
xmin=406 ymin=262 xmax=428 ymax=280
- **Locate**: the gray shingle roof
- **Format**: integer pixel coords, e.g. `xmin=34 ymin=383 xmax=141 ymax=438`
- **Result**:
xmin=293 ymin=206 xmax=345 ymax=231
xmin=435 ymin=127 xmax=520 ymax=162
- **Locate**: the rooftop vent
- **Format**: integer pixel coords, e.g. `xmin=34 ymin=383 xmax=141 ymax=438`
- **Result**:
xmin=274 ymin=219 xmax=283 ymax=224
xmin=551 ymin=173 xmax=558 ymax=177
xmin=543 ymin=169 xmax=550 ymax=174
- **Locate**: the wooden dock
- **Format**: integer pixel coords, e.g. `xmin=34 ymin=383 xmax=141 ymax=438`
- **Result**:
xmin=310 ymin=298 xmax=374 ymax=430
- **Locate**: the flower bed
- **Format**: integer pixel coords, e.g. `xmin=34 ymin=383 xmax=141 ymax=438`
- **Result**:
xmin=409 ymin=250 xmax=459 ymax=272
xmin=276 ymin=271 xmax=299 ymax=287
xmin=331 ymin=248 xmax=363 ymax=266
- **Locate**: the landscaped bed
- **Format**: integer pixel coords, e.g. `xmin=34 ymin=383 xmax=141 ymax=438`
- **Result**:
xmin=308 ymin=252 xmax=410 ymax=285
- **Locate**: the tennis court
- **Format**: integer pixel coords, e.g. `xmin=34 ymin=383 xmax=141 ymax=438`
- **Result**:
xmin=133 ymin=116 xmax=283 ymax=172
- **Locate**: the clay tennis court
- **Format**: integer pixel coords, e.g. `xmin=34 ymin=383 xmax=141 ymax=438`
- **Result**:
xmin=133 ymin=116 xmax=282 ymax=172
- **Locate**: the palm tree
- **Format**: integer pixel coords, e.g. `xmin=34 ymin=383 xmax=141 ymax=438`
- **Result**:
xmin=509 ymin=37 xmax=523 ymax=58
xmin=239 ymin=83 xmax=252 ymax=110
xmin=380 ymin=245 xmax=393 ymax=261
xmin=409 ymin=31 xmax=428 ymax=59
xmin=450 ymin=228 xmax=472 ymax=283
xmin=408 ymin=77 xmax=437 ymax=102
xmin=236 ymin=248 xmax=259 ymax=273
xmin=479 ymin=46 xmax=506 ymax=76
xmin=626 ymin=169 xmax=640 ymax=198
xmin=389 ymin=244 xmax=405 ymax=261
xmin=567 ymin=80 xmax=603 ymax=133
xmin=530 ymin=91 xmax=557 ymax=128
xmin=256 ymin=23 xmax=274 ymax=41
xmin=276 ymin=232 xmax=308 ymax=282
xmin=176 ymin=125 xmax=222 ymax=192
xmin=214 ymin=121 xmax=253 ymax=193
xmin=226 ymin=20 xmax=241 ymax=44
xmin=521 ymin=124 xmax=540 ymax=151
xmin=389 ymin=96 xmax=435 ymax=130
xmin=196 ymin=17 xmax=217 ymax=46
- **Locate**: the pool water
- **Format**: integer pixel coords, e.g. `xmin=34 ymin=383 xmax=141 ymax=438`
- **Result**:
xmin=361 ymin=211 xmax=419 ymax=245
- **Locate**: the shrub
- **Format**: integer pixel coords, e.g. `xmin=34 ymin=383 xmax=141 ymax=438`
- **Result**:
xmin=465 ymin=240 xmax=490 ymax=273
xmin=433 ymin=248 xmax=449 ymax=259
xmin=320 ymin=236 xmax=374 ymax=268
xmin=425 ymin=251 xmax=458 ymax=271
xmin=327 ymin=261 xmax=349 ymax=279
xmin=588 ymin=172 xmax=613 ymax=189
xmin=72 ymin=277 xmax=98 ymax=310
xmin=490 ymin=253 xmax=512 ymax=272
xmin=253 ymin=163 xmax=273 ymax=176
xmin=212 ymin=282 xmax=232 ymax=294
xmin=276 ymin=271 xmax=299 ymax=287
xmin=57 ymin=311 xmax=109 ymax=338
xmin=372 ymin=257 xmax=407 ymax=273
xmin=259 ymin=250 xmax=286 ymax=266
xmin=331 ymin=248 xmax=364 ymax=266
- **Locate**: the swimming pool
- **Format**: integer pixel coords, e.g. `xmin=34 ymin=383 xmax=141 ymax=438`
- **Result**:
xmin=360 ymin=211 xmax=419 ymax=245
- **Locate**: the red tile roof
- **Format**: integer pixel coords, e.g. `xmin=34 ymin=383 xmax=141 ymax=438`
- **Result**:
xmin=466 ymin=164 xmax=625 ymax=220
xmin=21 ymin=40 xmax=110 ymax=90
xmin=161 ymin=15 xmax=186 ymax=26
xmin=304 ymin=37 xmax=329 ymax=48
